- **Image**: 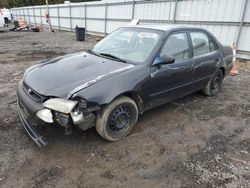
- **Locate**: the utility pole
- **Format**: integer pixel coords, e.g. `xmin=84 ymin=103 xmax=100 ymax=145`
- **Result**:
xmin=46 ymin=0 xmax=53 ymax=31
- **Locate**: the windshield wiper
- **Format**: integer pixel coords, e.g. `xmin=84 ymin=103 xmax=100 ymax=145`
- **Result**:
xmin=87 ymin=49 xmax=103 ymax=57
xmin=99 ymin=53 xmax=127 ymax=64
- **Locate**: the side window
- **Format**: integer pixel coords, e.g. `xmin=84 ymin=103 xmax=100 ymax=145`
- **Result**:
xmin=190 ymin=32 xmax=216 ymax=57
xmin=209 ymin=40 xmax=216 ymax=52
xmin=160 ymin=33 xmax=189 ymax=62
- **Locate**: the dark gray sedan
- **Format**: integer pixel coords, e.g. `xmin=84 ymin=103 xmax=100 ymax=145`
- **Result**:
xmin=17 ymin=25 xmax=233 ymax=146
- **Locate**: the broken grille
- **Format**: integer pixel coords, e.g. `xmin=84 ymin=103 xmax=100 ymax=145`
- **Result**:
xmin=22 ymin=82 xmax=47 ymax=102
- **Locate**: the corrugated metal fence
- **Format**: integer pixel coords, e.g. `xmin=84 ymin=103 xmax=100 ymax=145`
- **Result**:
xmin=10 ymin=0 xmax=250 ymax=59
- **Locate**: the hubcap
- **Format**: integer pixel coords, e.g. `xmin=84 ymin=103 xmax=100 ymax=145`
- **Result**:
xmin=212 ymin=77 xmax=219 ymax=89
xmin=109 ymin=106 xmax=131 ymax=132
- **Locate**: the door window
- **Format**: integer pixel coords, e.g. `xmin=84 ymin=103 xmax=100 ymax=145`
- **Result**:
xmin=209 ymin=39 xmax=216 ymax=52
xmin=190 ymin=32 xmax=216 ymax=57
xmin=160 ymin=33 xmax=189 ymax=62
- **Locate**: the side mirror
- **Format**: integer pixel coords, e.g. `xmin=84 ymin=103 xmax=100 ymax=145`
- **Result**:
xmin=154 ymin=55 xmax=175 ymax=66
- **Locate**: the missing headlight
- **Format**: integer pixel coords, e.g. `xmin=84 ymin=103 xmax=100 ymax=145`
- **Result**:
xmin=54 ymin=112 xmax=70 ymax=127
xmin=72 ymin=96 xmax=87 ymax=111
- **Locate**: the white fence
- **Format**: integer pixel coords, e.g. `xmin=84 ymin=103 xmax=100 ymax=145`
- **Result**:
xmin=10 ymin=0 xmax=250 ymax=59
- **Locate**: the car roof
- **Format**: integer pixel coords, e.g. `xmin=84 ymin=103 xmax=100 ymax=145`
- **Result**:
xmin=125 ymin=24 xmax=202 ymax=32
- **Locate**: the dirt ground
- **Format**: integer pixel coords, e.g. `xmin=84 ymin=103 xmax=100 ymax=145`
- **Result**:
xmin=0 ymin=27 xmax=250 ymax=188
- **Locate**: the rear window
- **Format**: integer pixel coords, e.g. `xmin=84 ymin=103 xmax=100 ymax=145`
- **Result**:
xmin=190 ymin=32 xmax=216 ymax=57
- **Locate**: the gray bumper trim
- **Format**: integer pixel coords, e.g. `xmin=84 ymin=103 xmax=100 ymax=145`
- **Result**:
xmin=17 ymin=99 xmax=47 ymax=147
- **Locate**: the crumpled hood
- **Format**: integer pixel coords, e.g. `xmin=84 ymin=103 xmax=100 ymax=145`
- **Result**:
xmin=24 ymin=52 xmax=134 ymax=98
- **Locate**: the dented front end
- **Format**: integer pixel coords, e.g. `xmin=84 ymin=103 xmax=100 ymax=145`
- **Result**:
xmin=17 ymin=79 xmax=99 ymax=147
xmin=17 ymin=50 xmax=139 ymax=146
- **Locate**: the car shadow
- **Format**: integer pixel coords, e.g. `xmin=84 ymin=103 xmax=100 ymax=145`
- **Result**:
xmin=132 ymin=91 xmax=206 ymax=134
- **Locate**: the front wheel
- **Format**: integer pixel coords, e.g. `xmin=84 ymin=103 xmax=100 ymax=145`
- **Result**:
xmin=202 ymin=69 xmax=224 ymax=96
xmin=96 ymin=96 xmax=138 ymax=141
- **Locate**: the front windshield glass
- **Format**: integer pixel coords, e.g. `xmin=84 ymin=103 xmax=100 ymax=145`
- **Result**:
xmin=92 ymin=28 xmax=162 ymax=64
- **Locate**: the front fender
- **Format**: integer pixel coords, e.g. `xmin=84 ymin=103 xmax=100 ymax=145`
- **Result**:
xmin=72 ymin=67 xmax=149 ymax=106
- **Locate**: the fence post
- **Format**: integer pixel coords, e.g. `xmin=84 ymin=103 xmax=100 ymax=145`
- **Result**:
xmin=173 ymin=0 xmax=178 ymax=23
xmin=132 ymin=0 xmax=135 ymax=19
xmin=104 ymin=3 xmax=108 ymax=36
xmin=40 ymin=7 xmax=42 ymax=24
xmin=236 ymin=0 xmax=248 ymax=47
xmin=57 ymin=6 xmax=60 ymax=30
xmin=27 ymin=8 xmax=31 ymax=24
xmin=22 ymin=9 xmax=25 ymax=22
xmin=33 ymin=6 xmax=36 ymax=25
xmin=69 ymin=5 xmax=72 ymax=31
xmin=46 ymin=1 xmax=53 ymax=31
xmin=84 ymin=4 xmax=87 ymax=32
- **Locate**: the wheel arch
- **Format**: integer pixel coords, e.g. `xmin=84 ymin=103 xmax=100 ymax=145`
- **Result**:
xmin=112 ymin=91 xmax=145 ymax=114
xmin=220 ymin=67 xmax=225 ymax=77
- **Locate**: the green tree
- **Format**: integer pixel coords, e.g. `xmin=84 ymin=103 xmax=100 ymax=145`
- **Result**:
xmin=1 ymin=0 xmax=99 ymax=8
xmin=0 ymin=0 xmax=9 ymax=8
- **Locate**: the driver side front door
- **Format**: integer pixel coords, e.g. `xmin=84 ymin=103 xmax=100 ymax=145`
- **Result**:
xmin=148 ymin=32 xmax=194 ymax=108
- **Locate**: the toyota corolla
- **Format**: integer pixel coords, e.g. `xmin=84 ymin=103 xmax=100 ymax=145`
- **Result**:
xmin=17 ymin=25 xmax=233 ymax=146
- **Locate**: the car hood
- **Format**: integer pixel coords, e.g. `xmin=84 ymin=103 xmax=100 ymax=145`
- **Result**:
xmin=24 ymin=52 xmax=134 ymax=98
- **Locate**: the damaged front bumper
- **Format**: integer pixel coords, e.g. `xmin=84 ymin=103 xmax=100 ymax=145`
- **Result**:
xmin=17 ymin=99 xmax=47 ymax=147
xmin=17 ymin=80 xmax=48 ymax=147
xmin=17 ymin=80 xmax=97 ymax=147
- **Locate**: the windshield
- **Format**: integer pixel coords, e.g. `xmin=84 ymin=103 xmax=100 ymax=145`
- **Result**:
xmin=92 ymin=28 xmax=162 ymax=64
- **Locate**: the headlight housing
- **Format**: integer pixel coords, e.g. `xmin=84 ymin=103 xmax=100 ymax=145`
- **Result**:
xmin=36 ymin=109 xmax=53 ymax=123
xmin=43 ymin=98 xmax=78 ymax=114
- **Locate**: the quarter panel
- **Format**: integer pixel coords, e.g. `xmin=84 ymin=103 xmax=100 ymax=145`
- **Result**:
xmin=192 ymin=51 xmax=222 ymax=90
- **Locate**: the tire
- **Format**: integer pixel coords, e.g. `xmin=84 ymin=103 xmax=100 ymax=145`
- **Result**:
xmin=96 ymin=96 xmax=138 ymax=141
xmin=203 ymin=69 xmax=224 ymax=96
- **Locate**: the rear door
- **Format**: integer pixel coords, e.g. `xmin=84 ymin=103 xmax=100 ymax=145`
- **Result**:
xmin=189 ymin=31 xmax=222 ymax=90
xmin=148 ymin=32 xmax=194 ymax=108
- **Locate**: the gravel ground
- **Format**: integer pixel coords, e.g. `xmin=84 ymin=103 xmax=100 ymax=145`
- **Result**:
xmin=0 ymin=28 xmax=250 ymax=188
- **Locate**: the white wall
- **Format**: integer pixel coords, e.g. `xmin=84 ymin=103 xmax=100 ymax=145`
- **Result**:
xmin=10 ymin=0 xmax=250 ymax=58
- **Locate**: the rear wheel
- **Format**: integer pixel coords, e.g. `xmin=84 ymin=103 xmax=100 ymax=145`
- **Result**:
xmin=203 ymin=69 xmax=224 ymax=96
xmin=96 ymin=96 xmax=138 ymax=141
